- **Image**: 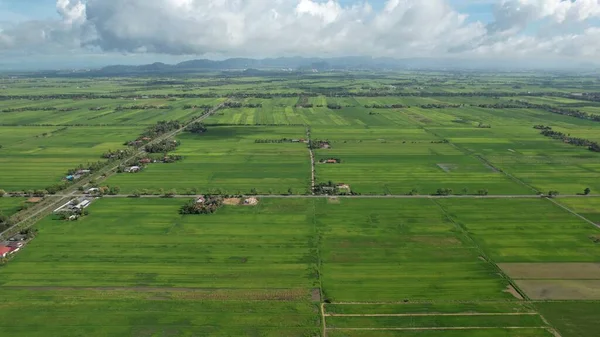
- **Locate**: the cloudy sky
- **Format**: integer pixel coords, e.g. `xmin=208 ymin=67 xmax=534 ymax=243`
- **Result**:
xmin=1 ymin=0 xmax=600 ymax=69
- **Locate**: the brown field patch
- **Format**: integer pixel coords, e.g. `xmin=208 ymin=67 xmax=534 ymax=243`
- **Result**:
xmin=223 ymin=198 xmax=241 ymax=205
xmin=311 ymin=288 xmax=321 ymax=302
xmin=26 ymin=197 xmax=43 ymax=203
xmin=515 ymin=280 xmax=600 ymax=300
xmin=328 ymin=197 xmax=340 ymax=204
xmin=499 ymin=263 xmax=600 ymax=279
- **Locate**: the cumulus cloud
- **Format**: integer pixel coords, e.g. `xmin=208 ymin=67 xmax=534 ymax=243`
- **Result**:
xmin=0 ymin=0 xmax=600 ymax=63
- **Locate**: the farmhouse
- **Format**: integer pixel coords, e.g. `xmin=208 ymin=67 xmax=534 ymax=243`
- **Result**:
xmin=0 ymin=246 xmax=11 ymax=258
xmin=53 ymin=198 xmax=94 ymax=214
xmin=124 ymin=166 xmax=141 ymax=173
xmin=85 ymin=188 xmax=100 ymax=194
xmin=321 ymin=142 xmax=331 ymax=149
xmin=139 ymin=158 xmax=152 ymax=164
xmin=196 ymin=196 xmax=206 ymax=204
xmin=337 ymin=184 xmax=351 ymax=191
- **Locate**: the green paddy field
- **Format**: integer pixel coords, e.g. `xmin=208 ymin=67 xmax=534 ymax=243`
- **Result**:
xmin=1 ymin=72 xmax=600 ymax=336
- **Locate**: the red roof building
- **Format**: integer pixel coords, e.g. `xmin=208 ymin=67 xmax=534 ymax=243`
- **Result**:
xmin=0 ymin=246 xmax=11 ymax=258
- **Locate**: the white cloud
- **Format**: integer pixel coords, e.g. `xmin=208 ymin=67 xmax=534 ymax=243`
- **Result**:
xmin=0 ymin=0 xmax=599 ymax=64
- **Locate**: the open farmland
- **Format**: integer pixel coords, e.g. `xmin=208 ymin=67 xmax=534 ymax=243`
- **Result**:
xmin=0 ymin=198 xmax=321 ymax=336
xmin=105 ymin=126 xmax=311 ymax=194
xmin=2 ymin=72 xmax=600 ymax=336
xmin=0 ymin=126 xmax=143 ymax=191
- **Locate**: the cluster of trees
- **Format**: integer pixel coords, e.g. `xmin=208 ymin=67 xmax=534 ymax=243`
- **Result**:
xmin=183 ymin=104 xmax=212 ymax=109
xmin=102 ymin=149 xmax=132 ymax=160
xmin=142 ymin=120 xmax=182 ymax=138
xmin=512 ymin=100 xmax=600 ymax=122
xmin=313 ymin=181 xmax=355 ymax=196
xmin=364 ymin=104 xmax=408 ymax=109
xmin=477 ymin=122 xmax=491 ymax=129
xmin=296 ymin=96 xmax=313 ymax=108
xmin=185 ymin=122 xmax=208 ymax=134
xmin=0 ymin=211 xmax=13 ymax=232
xmin=309 ymin=140 xmax=331 ymax=149
xmin=419 ymin=104 xmax=462 ymax=109
xmin=179 ymin=197 xmax=224 ymax=215
xmin=254 ymin=138 xmax=303 ymax=143
xmin=116 ymin=105 xmax=171 ymax=110
xmin=144 ymin=139 xmax=179 ymax=153
xmin=431 ymin=139 xmax=450 ymax=144
xmin=1 ymin=106 xmax=64 ymax=112
xmin=88 ymin=106 xmax=106 ymax=111
xmin=536 ymin=126 xmax=600 ymax=152
xmin=327 ymin=104 xmax=342 ymax=110
xmin=223 ymin=102 xmax=263 ymax=108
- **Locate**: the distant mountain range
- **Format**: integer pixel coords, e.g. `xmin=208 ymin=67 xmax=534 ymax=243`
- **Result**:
xmin=89 ymin=56 xmax=598 ymax=75
xmin=4 ymin=56 xmax=597 ymax=75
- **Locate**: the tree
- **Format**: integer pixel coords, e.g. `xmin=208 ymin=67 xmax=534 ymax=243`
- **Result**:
xmin=478 ymin=189 xmax=489 ymax=196
xmin=0 ymin=189 xmax=5 ymax=197
xmin=131 ymin=190 xmax=141 ymax=198
xmin=462 ymin=188 xmax=469 ymax=195
xmin=548 ymin=190 xmax=560 ymax=198
xmin=408 ymin=188 xmax=419 ymax=196
xmin=250 ymin=188 xmax=258 ymax=195
xmin=584 ymin=188 xmax=591 ymax=195
xmin=288 ymin=188 xmax=294 ymax=195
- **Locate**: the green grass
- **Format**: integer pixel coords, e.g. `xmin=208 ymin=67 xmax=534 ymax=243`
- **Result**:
xmin=326 ymin=329 xmax=554 ymax=337
xmin=325 ymin=303 xmax=537 ymax=315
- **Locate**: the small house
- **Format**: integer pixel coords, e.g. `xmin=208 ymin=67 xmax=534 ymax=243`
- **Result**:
xmin=76 ymin=169 xmax=91 ymax=175
xmin=125 ymin=166 xmax=141 ymax=173
xmin=337 ymin=184 xmax=351 ymax=190
xmin=85 ymin=188 xmax=100 ymax=194
xmin=326 ymin=159 xmax=338 ymax=164
xmin=66 ymin=175 xmax=74 ymax=181
xmin=139 ymin=158 xmax=152 ymax=164
xmin=196 ymin=197 xmax=206 ymax=204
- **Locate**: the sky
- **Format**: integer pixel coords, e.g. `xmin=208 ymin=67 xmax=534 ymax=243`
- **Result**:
xmin=1 ymin=0 xmax=600 ymax=69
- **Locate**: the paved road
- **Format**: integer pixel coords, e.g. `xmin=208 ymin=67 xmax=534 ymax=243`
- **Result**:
xmin=10 ymin=193 xmax=599 ymax=199
xmin=0 ymin=104 xmax=225 ymax=240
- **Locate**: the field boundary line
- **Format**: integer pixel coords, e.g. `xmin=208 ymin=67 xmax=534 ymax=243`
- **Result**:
xmin=326 ymin=327 xmax=550 ymax=331
xmin=546 ymin=198 xmax=600 ymax=230
xmin=538 ymin=313 xmax=564 ymax=337
xmin=307 ymin=127 xmax=316 ymax=194
xmin=431 ymin=199 xmax=530 ymax=301
xmin=325 ymin=313 xmax=539 ymax=317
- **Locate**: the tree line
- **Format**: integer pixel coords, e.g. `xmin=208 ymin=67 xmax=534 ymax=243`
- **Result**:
xmin=535 ymin=125 xmax=600 ymax=152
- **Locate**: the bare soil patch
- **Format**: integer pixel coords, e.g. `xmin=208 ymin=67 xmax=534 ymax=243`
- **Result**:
xmin=243 ymin=197 xmax=259 ymax=206
xmin=328 ymin=197 xmax=340 ymax=204
xmin=515 ymin=280 xmax=600 ymax=300
xmin=223 ymin=198 xmax=241 ymax=205
xmin=499 ymin=263 xmax=600 ymax=279
xmin=311 ymin=288 xmax=321 ymax=302
xmin=503 ymin=285 xmax=524 ymax=299
xmin=26 ymin=197 xmax=43 ymax=203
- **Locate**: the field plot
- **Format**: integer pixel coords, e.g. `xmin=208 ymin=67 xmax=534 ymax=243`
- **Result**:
xmin=0 ymin=198 xmax=320 ymax=336
xmin=432 ymin=125 xmax=600 ymax=195
xmin=207 ymin=97 xmax=419 ymax=126
xmin=106 ymin=126 xmax=311 ymax=194
xmin=1 ymin=98 xmax=225 ymax=125
xmin=537 ymin=302 xmax=600 ymax=337
xmin=559 ymin=197 xmax=600 ymax=224
xmin=312 ymin=127 xmax=531 ymax=195
xmin=0 ymin=126 xmax=143 ymax=191
xmin=315 ymin=198 xmax=513 ymax=302
xmin=324 ymin=303 xmax=554 ymax=336
xmin=437 ymin=198 xmax=600 ymax=301
xmin=0 ymin=198 xmax=26 ymax=217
